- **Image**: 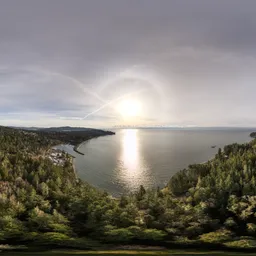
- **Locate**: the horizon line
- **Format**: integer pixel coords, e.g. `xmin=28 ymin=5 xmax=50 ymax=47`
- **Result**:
xmin=4 ymin=124 xmax=256 ymax=130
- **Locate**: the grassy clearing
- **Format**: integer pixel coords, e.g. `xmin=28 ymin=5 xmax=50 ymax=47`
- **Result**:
xmin=1 ymin=250 xmax=256 ymax=256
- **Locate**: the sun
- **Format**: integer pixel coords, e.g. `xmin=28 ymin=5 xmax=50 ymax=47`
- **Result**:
xmin=117 ymin=99 xmax=142 ymax=118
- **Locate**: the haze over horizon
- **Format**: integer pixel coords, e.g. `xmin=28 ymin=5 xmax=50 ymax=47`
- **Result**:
xmin=1 ymin=0 xmax=256 ymax=128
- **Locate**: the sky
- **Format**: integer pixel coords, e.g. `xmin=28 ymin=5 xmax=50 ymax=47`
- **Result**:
xmin=1 ymin=0 xmax=256 ymax=128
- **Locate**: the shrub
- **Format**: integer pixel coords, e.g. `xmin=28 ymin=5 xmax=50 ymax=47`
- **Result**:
xmin=38 ymin=232 xmax=72 ymax=245
xmin=105 ymin=228 xmax=134 ymax=242
xmin=140 ymin=229 xmax=167 ymax=241
xmin=225 ymin=239 xmax=256 ymax=248
xmin=199 ymin=229 xmax=233 ymax=244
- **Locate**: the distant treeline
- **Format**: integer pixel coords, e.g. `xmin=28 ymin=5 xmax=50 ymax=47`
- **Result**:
xmin=32 ymin=127 xmax=115 ymax=147
xmin=250 ymin=132 xmax=256 ymax=138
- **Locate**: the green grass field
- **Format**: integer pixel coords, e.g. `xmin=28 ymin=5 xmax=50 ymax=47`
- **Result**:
xmin=1 ymin=250 xmax=256 ymax=256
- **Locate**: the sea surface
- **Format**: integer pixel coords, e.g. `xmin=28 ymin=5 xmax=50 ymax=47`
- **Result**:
xmin=56 ymin=128 xmax=254 ymax=196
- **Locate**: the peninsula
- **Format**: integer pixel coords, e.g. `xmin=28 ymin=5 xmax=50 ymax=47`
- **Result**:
xmin=24 ymin=126 xmax=115 ymax=155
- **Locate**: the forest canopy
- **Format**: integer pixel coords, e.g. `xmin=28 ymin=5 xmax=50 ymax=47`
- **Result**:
xmin=1 ymin=125 xmax=256 ymax=250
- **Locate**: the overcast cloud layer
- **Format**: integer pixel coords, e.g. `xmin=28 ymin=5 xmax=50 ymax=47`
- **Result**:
xmin=1 ymin=0 xmax=256 ymax=127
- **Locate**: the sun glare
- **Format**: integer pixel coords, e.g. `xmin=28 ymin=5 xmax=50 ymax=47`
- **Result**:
xmin=118 ymin=99 xmax=142 ymax=118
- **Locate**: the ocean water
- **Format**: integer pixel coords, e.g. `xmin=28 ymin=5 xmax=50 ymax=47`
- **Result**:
xmin=57 ymin=129 xmax=254 ymax=196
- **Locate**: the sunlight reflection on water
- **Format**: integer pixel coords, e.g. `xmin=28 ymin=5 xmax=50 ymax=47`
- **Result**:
xmin=117 ymin=129 xmax=150 ymax=192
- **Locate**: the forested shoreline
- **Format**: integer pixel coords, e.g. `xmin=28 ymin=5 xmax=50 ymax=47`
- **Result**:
xmin=1 ymin=125 xmax=256 ymax=251
xmin=251 ymin=132 xmax=256 ymax=138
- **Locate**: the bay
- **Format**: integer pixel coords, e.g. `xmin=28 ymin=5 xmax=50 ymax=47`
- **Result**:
xmin=56 ymin=128 xmax=254 ymax=196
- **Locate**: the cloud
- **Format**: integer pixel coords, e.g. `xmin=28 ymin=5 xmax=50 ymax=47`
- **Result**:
xmin=0 ymin=0 xmax=256 ymax=127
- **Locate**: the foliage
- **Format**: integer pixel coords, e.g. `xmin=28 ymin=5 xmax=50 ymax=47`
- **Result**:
xmin=250 ymin=132 xmax=256 ymax=138
xmin=199 ymin=229 xmax=233 ymax=244
xmin=1 ymin=126 xmax=256 ymax=249
xmin=224 ymin=238 xmax=256 ymax=248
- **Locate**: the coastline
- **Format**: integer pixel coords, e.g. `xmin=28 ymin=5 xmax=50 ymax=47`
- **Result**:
xmin=71 ymin=131 xmax=253 ymax=195
xmin=73 ymin=143 xmax=85 ymax=155
xmin=72 ymin=132 xmax=115 ymax=156
xmin=72 ymin=158 xmax=78 ymax=181
xmin=62 ymin=132 xmax=115 ymax=182
xmin=250 ymin=132 xmax=256 ymax=138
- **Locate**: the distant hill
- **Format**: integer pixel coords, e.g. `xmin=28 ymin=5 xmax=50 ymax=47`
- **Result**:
xmin=9 ymin=126 xmax=106 ymax=132
xmin=9 ymin=126 xmax=40 ymax=131
xmin=38 ymin=126 xmax=107 ymax=132
xmin=8 ymin=125 xmax=115 ymax=155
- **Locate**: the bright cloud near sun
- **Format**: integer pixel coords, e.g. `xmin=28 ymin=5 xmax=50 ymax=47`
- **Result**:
xmin=117 ymin=99 xmax=142 ymax=119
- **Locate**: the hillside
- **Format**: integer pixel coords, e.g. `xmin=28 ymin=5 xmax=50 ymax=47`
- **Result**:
xmin=1 ymin=126 xmax=256 ymax=251
xmin=0 ymin=126 xmax=57 ymax=155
